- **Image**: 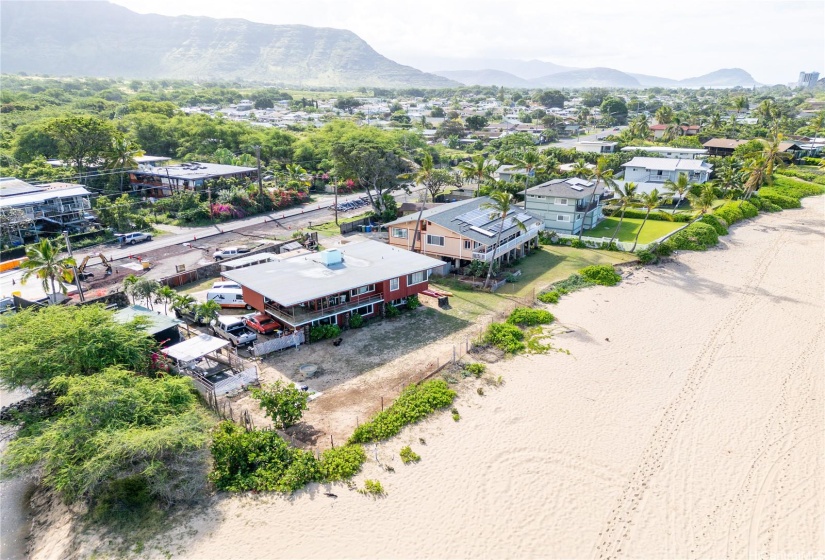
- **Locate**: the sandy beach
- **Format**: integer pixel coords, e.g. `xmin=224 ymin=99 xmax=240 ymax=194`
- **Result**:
xmin=30 ymin=196 xmax=825 ymax=559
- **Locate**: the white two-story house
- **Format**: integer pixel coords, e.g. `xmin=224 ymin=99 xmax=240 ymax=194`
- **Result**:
xmin=0 ymin=177 xmax=92 ymax=242
xmin=524 ymin=178 xmax=613 ymax=235
xmin=621 ymin=157 xmax=712 ymax=184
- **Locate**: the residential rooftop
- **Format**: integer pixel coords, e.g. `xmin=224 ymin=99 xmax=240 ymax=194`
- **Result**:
xmin=222 ymin=239 xmax=444 ymax=307
xmin=622 ymin=157 xmax=712 ymax=171
xmin=621 ymin=146 xmax=708 ymax=154
xmin=132 ymin=162 xmax=256 ymax=180
xmin=525 ymin=178 xmax=604 ymax=199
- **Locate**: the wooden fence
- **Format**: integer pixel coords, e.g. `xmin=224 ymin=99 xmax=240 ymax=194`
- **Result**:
xmin=251 ymin=330 xmax=305 ymax=356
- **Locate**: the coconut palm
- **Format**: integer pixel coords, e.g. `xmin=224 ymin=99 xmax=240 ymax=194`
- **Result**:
xmin=577 ymin=157 xmax=616 ymax=241
xmin=742 ymin=154 xmax=768 ymax=200
xmin=132 ymin=277 xmax=160 ymax=310
xmin=654 ymin=106 xmax=674 ymax=125
xmin=608 ymin=182 xmax=638 ymax=247
xmin=172 ymin=293 xmax=196 ymax=312
xmin=19 ymin=238 xmax=76 ymax=302
xmin=480 ymin=191 xmax=527 ymax=289
xmin=687 ymin=184 xmax=716 ymax=214
xmin=569 ymin=160 xmax=593 ymax=179
xmin=628 ymin=114 xmax=650 ymax=140
xmin=709 ymin=111 xmax=723 ymax=130
xmin=761 ymin=135 xmax=791 ymax=184
xmin=631 ymin=190 xmax=662 ymax=252
xmin=195 ymin=300 xmax=221 ymax=324
xmin=212 ymin=148 xmax=236 ymax=165
xmin=663 ymin=173 xmax=691 ymax=210
xmin=156 ymin=285 xmax=176 ymax=314
xmin=106 ymin=134 xmax=145 ymax=191
xmin=732 ymin=96 xmax=749 ymax=115
xmin=123 ymin=274 xmax=139 ymax=304
xmin=713 ymin=158 xmax=745 ymax=196
xmin=808 ymin=110 xmax=825 ymax=142
xmin=458 ymin=155 xmax=496 ymax=195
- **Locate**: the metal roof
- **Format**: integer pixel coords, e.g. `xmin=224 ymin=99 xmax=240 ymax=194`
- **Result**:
xmin=221 ymin=252 xmax=277 ymax=270
xmin=132 ymin=162 xmax=256 ymax=181
xmin=0 ymin=185 xmax=90 ymax=208
xmin=384 ymin=197 xmax=542 ymax=246
xmin=0 ymin=177 xmax=41 ymax=197
xmin=222 ymin=239 xmax=445 ymax=307
xmin=162 ymin=334 xmax=229 ymax=363
xmin=621 ymin=146 xmax=707 ymax=154
xmin=622 ymin=157 xmax=712 ymax=172
xmin=113 ymin=305 xmax=182 ymax=336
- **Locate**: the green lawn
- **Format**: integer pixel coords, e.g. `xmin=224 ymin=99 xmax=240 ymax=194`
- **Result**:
xmin=431 ymin=245 xmax=635 ymax=321
xmin=583 ymin=217 xmax=684 ymax=244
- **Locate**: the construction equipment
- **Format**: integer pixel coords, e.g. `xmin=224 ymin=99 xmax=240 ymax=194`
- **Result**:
xmin=76 ymin=253 xmax=113 ymax=281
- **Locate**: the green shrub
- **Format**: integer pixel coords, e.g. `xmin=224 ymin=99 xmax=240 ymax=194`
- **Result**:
xmin=738 ymin=200 xmax=758 ymax=219
xmin=757 ymin=190 xmax=801 ymax=209
xmin=359 ymin=479 xmax=385 ymax=496
xmin=763 ymin=202 xmax=782 ymax=212
xmin=348 ymin=380 xmax=457 ymax=444
xmin=579 ymin=264 xmax=622 ymax=286
xmin=537 ymin=290 xmax=560 ymax=304
xmin=399 ymin=446 xmax=420 ymax=464
xmin=319 ymin=445 xmax=366 ymax=481
xmin=406 ymin=294 xmax=420 ymax=310
xmin=652 ymin=242 xmax=673 ymax=257
xmin=700 ymin=214 xmax=729 ymax=236
xmin=662 ymin=222 xmax=719 ymax=252
xmin=92 ymin=475 xmax=153 ymax=522
xmin=309 ymin=324 xmax=342 ymax=342
xmin=210 ymin=422 xmax=321 ymax=493
xmin=506 ymin=307 xmax=554 ymax=326
xmin=770 ymin=176 xmax=825 ymax=198
xmin=604 ymin=207 xmax=692 ymax=222
xmin=349 ymin=312 xmax=364 ymax=328
xmin=385 ymin=303 xmax=401 ymax=318
xmin=452 ymin=411 xmax=461 ymax=422
xmin=571 ymin=239 xmax=587 ymax=248
xmin=714 ymin=203 xmax=744 ymax=226
xmin=464 ymin=362 xmax=486 ymax=377
xmin=747 ymin=195 xmax=764 ymax=210
xmin=483 ymin=322 xmax=526 ymax=353
xmin=251 ymin=380 xmax=309 ymax=429
xmin=636 ymin=249 xmax=656 ymax=264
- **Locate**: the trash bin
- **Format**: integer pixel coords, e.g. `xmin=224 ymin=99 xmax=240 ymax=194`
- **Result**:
xmin=365 ymin=225 xmax=372 ymax=233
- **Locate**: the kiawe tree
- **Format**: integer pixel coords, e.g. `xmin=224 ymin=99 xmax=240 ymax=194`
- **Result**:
xmin=46 ymin=115 xmax=116 ymax=178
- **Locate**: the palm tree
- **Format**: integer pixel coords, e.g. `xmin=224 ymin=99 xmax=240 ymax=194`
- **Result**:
xmin=480 ymin=191 xmax=527 ymax=289
xmin=761 ymin=135 xmax=790 ymax=184
xmin=631 ymin=189 xmax=662 ymax=252
xmin=106 ymin=134 xmax=145 ymax=191
xmin=628 ymin=115 xmax=650 ymax=140
xmin=808 ymin=110 xmax=825 ymax=142
xmin=742 ymin=154 xmax=768 ymax=200
xmin=713 ymin=158 xmax=745 ymax=195
xmin=663 ymin=173 xmax=690 ymax=210
xmin=608 ymin=183 xmax=638 ymax=247
xmin=662 ymin=117 xmax=684 ymax=142
xmin=569 ymin=160 xmax=593 ymax=179
xmin=687 ymin=184 xmax=716 ymax=214
xmin=156 ymin=285 xmax=176 ymax=314
xmin=20 ymin=238 xmax=76 ymax=302
xmin=212 ymin=148 xmax=235 ymax=165
xmin=511 ymin=150 xmax=542 ymax=183
xmin=195 ymin=300 xmax=221 ymax=324
xmin=132 ymin=277 xmax=160 ymax=310
xmin=709 ymin=111 xmax=723 ymax=130
xmin=458 ymin=155 xmax=496 ymax=195
xmin=172 ymin=293 xmax=195 ymax=312
xmin=654 ymin=105 xmax=674 ymax=125
xmin=123 ymin=274 xmax=139 ymax=304
xmin=732 ymin=96 xmax=749 ymax=115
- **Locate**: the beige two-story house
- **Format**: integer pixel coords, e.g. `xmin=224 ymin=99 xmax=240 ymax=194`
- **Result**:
xmin=524 ymin=178 xmax=612 ymax=235
xmin=384 ymin=197 xmax=542 ymax=269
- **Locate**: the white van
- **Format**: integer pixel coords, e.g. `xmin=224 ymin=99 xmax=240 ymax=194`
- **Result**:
xmin=212 ymin=281 xmax=241 ymax=290
xmin=206 ymin=288 xmax=251 ymax=309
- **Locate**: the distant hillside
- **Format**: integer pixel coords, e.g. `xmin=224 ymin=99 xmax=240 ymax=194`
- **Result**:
xmin=679 ymin=68 xmax=760 ymax=87
xmin=0 ymin=1 xmax=458 ymax=88
xmin=629 ymin=73 xmax=681 ymax=87
xmin=531 ymin=67 xmax=642 ymax=88
xmin=433 ymin=69 xmax=533 ymax=88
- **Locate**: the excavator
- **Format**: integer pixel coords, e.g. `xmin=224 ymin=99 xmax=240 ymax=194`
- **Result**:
xmin=75 ymin=253 xmax=113 ymax=281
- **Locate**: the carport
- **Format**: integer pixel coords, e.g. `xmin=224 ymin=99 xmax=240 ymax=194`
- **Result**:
xmin=163 ymin=334 xmax=258 ymax=396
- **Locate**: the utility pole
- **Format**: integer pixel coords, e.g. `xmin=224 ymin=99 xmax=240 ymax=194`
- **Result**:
xmin=207 ymin=187 xmax=213 ymax=223
xmin=63 ymin=230 xmax=85 ymax=303
xmin=254 ymin=145 xmax=263 ymax=196
xmin=334 ymin=181 xmax=339 ymax=225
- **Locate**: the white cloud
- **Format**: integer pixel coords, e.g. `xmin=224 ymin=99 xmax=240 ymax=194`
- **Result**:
xmin=110 ymin=0 xmax=824 ymax=84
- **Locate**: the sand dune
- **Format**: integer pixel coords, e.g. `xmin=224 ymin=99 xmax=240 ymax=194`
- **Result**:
xmin=35 ymin=197 xmax=825 ymax=559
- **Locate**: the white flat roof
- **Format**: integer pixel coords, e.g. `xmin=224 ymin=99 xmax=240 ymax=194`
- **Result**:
xmin=621 ymin=146 xmax=707 ymax=154
xmin=221 ymin=252 xmax=277 ymax=270
xmin=622 ymin=157 xmax=711 ymax=172
xmin=223 ymin=240 xmax=444 ymax=307
xmin=162 ymin=334 xmax=229 ymax=362
xmin=0 ymin=186 xmax=90 ymax=208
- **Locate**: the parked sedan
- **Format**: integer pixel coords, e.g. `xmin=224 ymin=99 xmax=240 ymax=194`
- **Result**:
xmin=244 ymin=313 xmax=281 ymax=335
xmin=118 ymin=231 xmax=152 ymax=245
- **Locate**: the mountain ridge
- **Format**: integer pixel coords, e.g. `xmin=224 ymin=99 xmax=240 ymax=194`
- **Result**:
xmin=0 ymin=1 xmax=458 ymax=88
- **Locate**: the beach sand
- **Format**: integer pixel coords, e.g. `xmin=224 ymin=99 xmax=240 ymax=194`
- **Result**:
xmin=32 ymin=197 xmax=825 ymax=559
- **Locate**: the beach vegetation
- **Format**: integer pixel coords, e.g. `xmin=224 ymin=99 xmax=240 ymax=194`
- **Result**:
xmin=405 ymin=294 xmax=420 ymax=310
xmin=349 ymin=312 xmax=364 ymax=328
xmin=579 ymin=264 xmax=622 ymax=286
xmin=348 ymin=380 xmax=457 ymax=444
xmin=251 ymin=380 xmax=309 ymax=429
xmin=477 ymin=387 xmax=485 ymax=396
xmin=636 ymin=249 xmax=656 ymax=264
xmin=483 ymin=322 xmax=526 ymax=353
xmin=662 ymin=222 xmax=719 ymax=251
xmin=463 ymin=362 xmax=486 ymax=377
xmin=506 ymin=307 xmax=555 ymax=326
xmin=537 ymin=290 xmax=561 ymax=304
xmin=399 ymin=446 xmax=421 ymax=464
xmin=319 ymin=445 xmax=366 ymax=481
xmin=451 ymin=407 xmax=461 ymax=422
xmin=309 ymin=323 xmax=341 ymax=342
xmin=358 ymin=479 xmax=385 ymax=496
xmin=700 ymin=214 xmax=729 ymax=235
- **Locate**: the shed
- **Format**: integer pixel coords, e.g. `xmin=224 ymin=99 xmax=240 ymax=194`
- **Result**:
xmin=113 ymin=305 xmax=183 ymax=346
xmin=221 ymin=252 xmax=277 ymax=271
xmin=162 ymin=334 xmax=230 ymax=365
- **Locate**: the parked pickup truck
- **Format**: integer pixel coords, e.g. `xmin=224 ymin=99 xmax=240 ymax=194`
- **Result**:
xmin=213 ymin=247 xmax=250 ymax=261
xmin=172 ymin=305 xmax=209 ymax=326
xmin=210 ymin=315 xmax=258 ymax=347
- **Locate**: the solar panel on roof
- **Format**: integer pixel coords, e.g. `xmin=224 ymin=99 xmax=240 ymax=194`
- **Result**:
xmin=516 ymin=213 xmax=532 ymax=223
xmin=570 ymin=185 xmax=584 ymax=191
xmin=470 ymin=225 xmax=496 ymax=237
xmin=456 ymin=208 xmax=495 ymax=227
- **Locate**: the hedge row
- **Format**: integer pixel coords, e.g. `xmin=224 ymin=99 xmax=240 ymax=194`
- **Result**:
xmin=603 ymin=207 xmax=693 ymax=222
xmin=662 ymin=222 xmax=719 ymax=252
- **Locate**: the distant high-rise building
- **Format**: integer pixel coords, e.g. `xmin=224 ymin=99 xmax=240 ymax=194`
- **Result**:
xmin=798 ymin=71 xmax=820 ymax=88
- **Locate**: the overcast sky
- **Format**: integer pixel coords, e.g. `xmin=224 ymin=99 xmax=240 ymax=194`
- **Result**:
xmin=109 ymin=0 xmax=823 ymax=84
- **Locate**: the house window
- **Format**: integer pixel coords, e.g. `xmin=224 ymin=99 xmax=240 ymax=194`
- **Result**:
xmin=392 ymin=228 xmax=408 ymax=239
xmin=556 ymin=198 xmax=569 ymax=205
xmin=389 ymin=277 xmax=399 ymax=291
xmin=557 ymin=215 xmax=570 ymax=222
xmin=354 ymin=304 xmax=374 ymax=316
xmin=350 ymin=284 xmax=375 ymax=296
xmin=408 ymin=271 xmax=426 ymax=286
xmin=426 ymin=234 xmax=445 ymax=246
xmin=463 ymin=240 xmax=472 ymax=250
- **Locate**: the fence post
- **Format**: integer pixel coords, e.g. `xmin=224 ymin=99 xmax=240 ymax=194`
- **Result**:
xmin=330 ymin=434 xmax=334 ymax=449
xmin=381 ymin=397 xmax=384 ymax=411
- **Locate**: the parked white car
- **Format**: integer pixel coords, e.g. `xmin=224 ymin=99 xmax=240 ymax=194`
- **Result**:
xmin=213 ymin=247 xmax=250 ymax=261
xmin=118 ymin=231 xmax=152 ymax=245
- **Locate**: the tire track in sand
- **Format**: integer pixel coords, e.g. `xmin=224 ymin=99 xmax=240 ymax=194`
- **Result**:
xmin=591 ymin=231 xmax=786 ymax=560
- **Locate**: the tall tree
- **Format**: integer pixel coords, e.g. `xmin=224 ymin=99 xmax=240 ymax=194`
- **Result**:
xmin=457 ymin=155 xmax=496 ymax=195
xmin=663 ymin=173 xmax=691 ymax=209
xmin=631 ymin=189 xmax=662 ymax=252
xmin=20 ymin=238 xmax=76 ymax=302
xmin=480 ymin=191 xmax=527 ymax=289
xmin=105 ymin=133 xmax=145 ymax=190
xmin=732 ymin=96 xmax=749 ymax=115
xmin=46 ymin=115 xmax=115 ymax=178
xmin=580 ymin=157 xmax=617 ymax=240
xmin=609 ymin=183 xmax=638 ymax=246
xmin=687 ymin=184 xmax=716 ymax=214
xmin=713 ymin=158 xmax=745 ymax=195
xmin=654 ymin=106 xmax=674 ymax=125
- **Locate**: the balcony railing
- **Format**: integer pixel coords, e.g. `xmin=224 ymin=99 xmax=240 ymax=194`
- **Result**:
xmin=265 ymin=293 xmax=384 ymax=327
xmin=471 ymin=227 xmax=539 ymax=262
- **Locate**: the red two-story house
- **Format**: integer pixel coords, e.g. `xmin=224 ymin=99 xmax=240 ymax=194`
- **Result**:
xmin=222 ymin=240 xmax=445 ymax=336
